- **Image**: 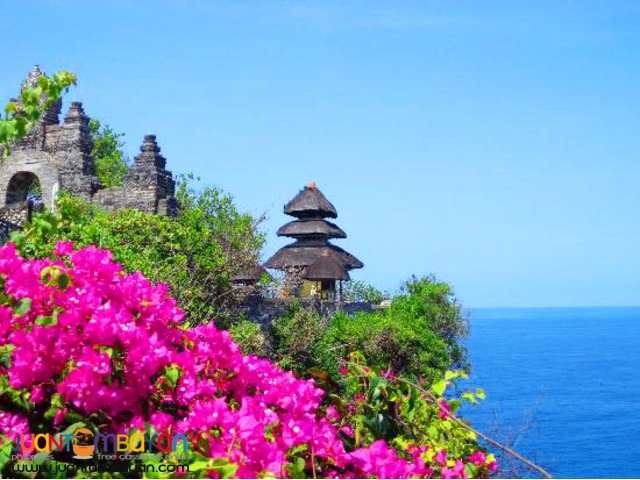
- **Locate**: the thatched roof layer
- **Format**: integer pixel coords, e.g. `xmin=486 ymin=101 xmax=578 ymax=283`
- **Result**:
xmin=284 ymin=185 xmax=338 ymax=219
xmin=303 ymin=256 xmax=350 ymax=280
xmin=264 ymin=242 xmax=364 ymax=270
xmin=276 ymin=219 xmax=346 ymax=239
xmin=232 ymin=264 xmax=271 ymax=282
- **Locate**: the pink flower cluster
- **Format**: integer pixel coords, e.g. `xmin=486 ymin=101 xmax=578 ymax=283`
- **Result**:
xmin=0 ymin=243 xmax=494 ymax=478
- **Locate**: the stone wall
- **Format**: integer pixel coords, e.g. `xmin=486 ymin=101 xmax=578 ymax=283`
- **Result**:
xmin=0 ymin=202 xmax=29 ymax=226
xmin=0 ymin=201 xmax=43 ymax=243
xmin=240 ymin=295 xmax=374 ymax=327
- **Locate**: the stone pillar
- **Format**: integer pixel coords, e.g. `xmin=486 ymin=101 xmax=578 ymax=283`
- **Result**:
xmin=43 ymin=102 xmax=99 ymax=200
xmin=282 ymin=266 xmax=305 ymax=298
xmin=121 ymin=135 xmax=177 ymax=215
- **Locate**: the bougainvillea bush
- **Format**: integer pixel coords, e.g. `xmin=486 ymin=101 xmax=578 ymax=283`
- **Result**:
xmin=0 ymin=242 xmax=495 ymax=478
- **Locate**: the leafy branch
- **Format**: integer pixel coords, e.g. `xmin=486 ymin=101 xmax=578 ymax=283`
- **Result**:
xmin=0 ymin=70 xmax=76 ymax=157
xmin=345 ymin=358 xmax=553 ymax=479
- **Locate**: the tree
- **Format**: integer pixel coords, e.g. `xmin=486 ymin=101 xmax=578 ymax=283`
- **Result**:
xmin=342 ymin=279 xmax=387 ymax=304
xmin=88 ymin=118 xmax=129 ymax=188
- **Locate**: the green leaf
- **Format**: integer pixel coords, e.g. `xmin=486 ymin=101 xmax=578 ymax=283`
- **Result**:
xmin=431 ymin=379 xmax=447 ymax=397
xmin=35 ymin=314 xmax=58 ymax=326
xmin=462 ymin=392 xmax=478 ymax=404
xmin=476 ymin=388 xmax=486 ymax=400
xmin=61 ymin=421 xmax=86 ymax=436
xmin=13 ymin=298 xmax=32 ymax=317
xmin=165 ymin=364 xmax=182 ymax=388
xmin=188 ymin=460 xmax=212 ymax=472
xmin=57 ymin=272 xmax=71 ymax=289
xmin=34 ymin=218 xmax=53 ymax=232
xmin=284 ymin=457 xmax=306 ymax=479
xmin=4 ymin=102 xmax=17 ymax=115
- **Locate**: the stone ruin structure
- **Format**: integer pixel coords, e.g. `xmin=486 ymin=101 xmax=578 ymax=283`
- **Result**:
xmin=0 ymin=67 xmax=374 ymax=323
xmin=0 ymin=66 xmax=177 ymax=234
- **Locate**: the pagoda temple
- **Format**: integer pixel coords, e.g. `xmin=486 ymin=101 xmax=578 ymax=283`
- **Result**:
xmin=265 ymin=182 xmax=363 ymax=299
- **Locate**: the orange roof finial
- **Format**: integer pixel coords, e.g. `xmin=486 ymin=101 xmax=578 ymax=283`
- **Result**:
xmin=307 ymin=181 xmax=317 ymax=188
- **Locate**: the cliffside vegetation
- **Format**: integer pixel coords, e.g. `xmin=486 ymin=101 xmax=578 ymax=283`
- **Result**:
xmin=0 ymin=69 xmax=553 ymax=478
xmin=265 ymin=276 xmax=468 ymax=383
xmin=11 ymin=188 xmax=264 ymax=328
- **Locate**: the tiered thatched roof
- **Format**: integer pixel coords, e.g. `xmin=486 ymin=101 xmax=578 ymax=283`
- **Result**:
xmin=265 ymin=242 xmax=362 ymax=270
xmin=276 ymin=219 xmax=346 ymax=239
xmin=284 ymin=183 xmax=338 ymax=218
xmin=265 ymin=182 xmax=363 ymax=278
xmin=303 ymin=255 xmax=350 ymax=281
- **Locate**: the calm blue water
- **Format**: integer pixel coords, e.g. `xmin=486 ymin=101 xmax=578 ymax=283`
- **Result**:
xmin=459 ymin=307 xmax=640 ymax=479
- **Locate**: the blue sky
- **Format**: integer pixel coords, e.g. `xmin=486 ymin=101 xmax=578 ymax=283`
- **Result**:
xmin=1 ymin=1 xmax=638 ymax=307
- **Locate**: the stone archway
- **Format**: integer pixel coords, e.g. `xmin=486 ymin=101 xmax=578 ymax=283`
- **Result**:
xmin=5 ymin=171 xmax=42 ymax=204
xmin=0 ymin=150 xmax=60 ymax=211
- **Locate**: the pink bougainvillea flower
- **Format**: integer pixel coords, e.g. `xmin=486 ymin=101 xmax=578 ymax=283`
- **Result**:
xmin=53 ymin=241 xmax=75 ymax=257
xmin=468 ymin=450 xmax=486 ymax=466
xmin=0 ymin=411 xmax=29 ymax=440
xmin=53 ymin=408 xmax=67 ymax=426
xmin=0 ymin=243 xmax=495 ymax=478
xmin=442 ymin=459 xmax=468 ymax=479
xmin=438 ymin=399 xmax=452 ymax=419
xmin=340 ymin=426 xmax=354 ymax=437
xmin=435 ymin=448 xmax=448 ymax=465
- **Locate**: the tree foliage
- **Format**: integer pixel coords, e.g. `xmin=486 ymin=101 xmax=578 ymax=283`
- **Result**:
xmin=88 ymin=119 xmax=129 ymax=188
xmin=229 ymin=318 xmax=269 ymax=357
xmin=271 ymin=303 xmax=331 ymax=374
xmin=389 ymin=276 xmax=469 ymax=372
xmin=342 ymin=280 xmax=387 ymax=304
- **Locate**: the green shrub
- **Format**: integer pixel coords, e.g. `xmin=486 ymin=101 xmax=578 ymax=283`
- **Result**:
xmin=320 ymin=309 xmax=450 ymax=381
xmin=229 ymin=319 xmax=269 ymax=357
xmin=270 ymin=303 xmax=331 ymax=374
xmin=342 ymin=280 xmax=386 ymax=303
xmin=390 ymin=275 xmax=469 ymax=371
xmin=268 ymin=276 xmax=468 ymax=382
xmin=11 ymin=178 xmax=264 ymax=328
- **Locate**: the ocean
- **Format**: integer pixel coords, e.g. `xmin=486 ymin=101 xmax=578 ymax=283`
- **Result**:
xmin=459 ymin=307 xmax=640 ymax=479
